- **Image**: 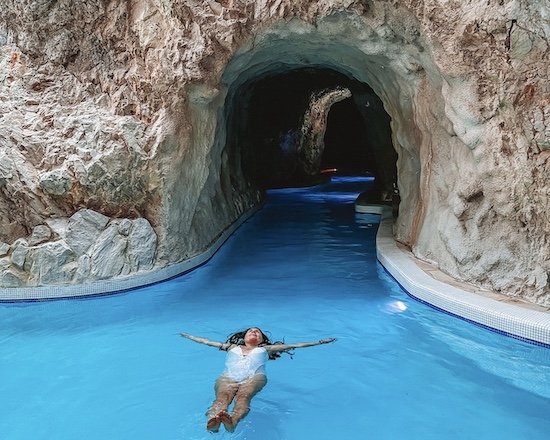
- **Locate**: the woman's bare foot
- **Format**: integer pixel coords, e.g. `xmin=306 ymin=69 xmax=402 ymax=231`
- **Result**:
xmin=206 ymin=414 xmax=221 ymax=433
xmin=218 ymin=410 xmax=236 ymax=432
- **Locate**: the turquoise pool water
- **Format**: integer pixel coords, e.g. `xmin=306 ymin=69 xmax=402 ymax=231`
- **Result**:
xmin=1 ymin=176 xmax=549 ymax=440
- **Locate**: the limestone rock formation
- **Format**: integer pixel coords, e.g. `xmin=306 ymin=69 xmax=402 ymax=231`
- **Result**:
xmin=297 ymin=87 xmax=352 ymax=177
xmin=0 ymin=1 xmax=549 ymax=305
xmin=0 ymin=208 xmax=157 ymax=286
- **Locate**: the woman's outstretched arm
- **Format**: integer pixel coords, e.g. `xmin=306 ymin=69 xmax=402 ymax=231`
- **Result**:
xmin=179 ymin=332 xmax=231 ymax=350
xmin=266 ymin=338 xmax=336 ymax=355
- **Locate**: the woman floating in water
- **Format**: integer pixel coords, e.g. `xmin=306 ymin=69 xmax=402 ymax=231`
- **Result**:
xmin=179 ymin=327 xmax=336 ymax=433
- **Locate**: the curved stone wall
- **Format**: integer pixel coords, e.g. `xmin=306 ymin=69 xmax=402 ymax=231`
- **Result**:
xmin=0 ymin=1 xmax=549 ymax=306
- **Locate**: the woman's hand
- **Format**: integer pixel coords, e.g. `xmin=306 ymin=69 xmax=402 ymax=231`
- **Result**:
xmin=319 ymin=338 xmax=337 ymax=344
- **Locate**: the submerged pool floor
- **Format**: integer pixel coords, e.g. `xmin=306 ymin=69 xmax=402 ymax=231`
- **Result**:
xmin=1 ymin=177 xmax=549 ymax=440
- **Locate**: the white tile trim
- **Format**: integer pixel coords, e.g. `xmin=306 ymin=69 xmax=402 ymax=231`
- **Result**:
xmin=376 ymin=207 xmax=550 ymax=346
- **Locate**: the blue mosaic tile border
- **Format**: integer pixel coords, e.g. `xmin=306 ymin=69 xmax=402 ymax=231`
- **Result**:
xmin=376 ymin=207 xmax=550 ymax=347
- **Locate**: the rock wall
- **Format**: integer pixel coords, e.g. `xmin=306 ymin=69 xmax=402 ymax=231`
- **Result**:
xmin=1 ymin=1 xmax=550 ymax=305
xmin=400 ymin=0 xmax=550 ymax=306
xmin=0 ymin=208 xmax=156 ymax=287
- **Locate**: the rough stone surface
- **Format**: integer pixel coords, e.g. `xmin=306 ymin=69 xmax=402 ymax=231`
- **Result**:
xmin=298 ymin=87 xmax=352 ymax=177
xmin=0 ymin=242 xmax=9 ymax=257
xmin=90 ymin=225 xmax=128 ymax=280
xmin=0 ymin=205 xmax=158 ymax=285
xmin=28 ymin=224 xmax=52 ymax=246
xmin=0 ymin=150 xmax=13 ymax=188
xmin=66 ymin=209 xmax=110 ymax=257
xmin=39 ymin=168 xmax=73 ymax=196
xmin=26 ymin=240 xmax=75 ymax=285
xmin=0 ymin=259 xmax=24 ymax=287
xmin=127 ymin=218 xmax=157 ymax=272
xmin=0 ymin=1 xmax=549 ymax=306
xmin=11 ymin=240 xmax=29 ymax=270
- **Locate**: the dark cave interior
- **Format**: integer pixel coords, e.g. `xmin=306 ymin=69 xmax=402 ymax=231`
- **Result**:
xmin=322 ymin=97 xmax=372 ymax=172
xmin=230 ymin=67 xmax=396 ymax=198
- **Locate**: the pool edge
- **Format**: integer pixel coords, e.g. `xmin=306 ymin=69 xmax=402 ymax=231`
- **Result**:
xmin=4 ymin=199 xmax=550 ymax=348
xmin=0 ymin=201 xmax=265 ymax=302
xmin=376 ymin=207 xmax=550 ymax=346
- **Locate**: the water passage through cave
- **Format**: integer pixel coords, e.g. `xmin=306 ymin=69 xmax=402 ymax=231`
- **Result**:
xmin=1 ymin=176 xmax=549 ymax=440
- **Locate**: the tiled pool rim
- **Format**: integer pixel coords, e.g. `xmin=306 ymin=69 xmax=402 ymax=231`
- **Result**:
xmin=376 ymin=207 xmax=550 ymax=347
xmin=1 ymin=203 xmax=550 ymax=346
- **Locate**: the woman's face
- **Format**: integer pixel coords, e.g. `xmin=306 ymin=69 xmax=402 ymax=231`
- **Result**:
xmin=244 ymin=328 xmax=264 ymax=346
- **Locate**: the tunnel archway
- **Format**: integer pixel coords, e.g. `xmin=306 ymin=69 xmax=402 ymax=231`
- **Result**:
xmin=230 ymin=67 xmax=396 ymax=194
xmin=222 ymin=65 xmax=397 ymax=199
xmin=181 ymin=9 xmax=546 ymax=304
xmin=209 ymin=12 xmax=435 ymax=255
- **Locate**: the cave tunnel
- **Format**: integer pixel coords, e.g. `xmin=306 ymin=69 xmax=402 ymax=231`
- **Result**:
xmin=224 ymin=67 xmax=397 ymax=200
xmin=322 ymin=96 xmax=372 ymax=173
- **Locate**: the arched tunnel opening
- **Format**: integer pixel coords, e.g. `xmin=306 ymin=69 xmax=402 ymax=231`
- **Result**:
xmin=224 ymin=67 xmax=397 ymax=202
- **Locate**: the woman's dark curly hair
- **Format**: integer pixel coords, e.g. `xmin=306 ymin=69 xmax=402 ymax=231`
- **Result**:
xmin=225 ymin=327 xmax=294 ymax=360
